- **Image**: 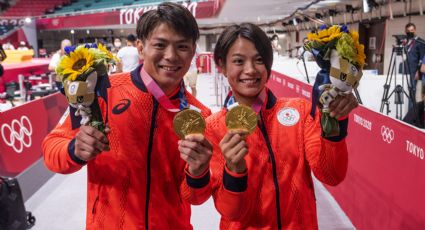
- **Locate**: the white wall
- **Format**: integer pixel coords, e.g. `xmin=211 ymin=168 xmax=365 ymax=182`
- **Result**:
xmin=198 ymin=34 xmax=207 ymax=52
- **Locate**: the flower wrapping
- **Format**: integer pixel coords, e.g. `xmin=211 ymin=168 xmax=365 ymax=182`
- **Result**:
xmin=56 ymin=43 xmax=118 ymax=132
xmin=305 ymin=25 xmax=365 ymax=137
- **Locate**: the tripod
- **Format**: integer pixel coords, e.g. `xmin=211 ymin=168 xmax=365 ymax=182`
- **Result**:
xmin=380 ymin=45 xmax=417 ymax=120
xmin=299 ymin=50 xmax=311 ymax=84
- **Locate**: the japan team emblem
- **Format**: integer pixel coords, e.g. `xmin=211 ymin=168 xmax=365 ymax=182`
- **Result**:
xmin=277 ymin=107 xmax=300 ymax=126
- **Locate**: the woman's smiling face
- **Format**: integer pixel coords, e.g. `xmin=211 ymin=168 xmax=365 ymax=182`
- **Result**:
xmin=222 ymin=37 xmax=268 ymax=106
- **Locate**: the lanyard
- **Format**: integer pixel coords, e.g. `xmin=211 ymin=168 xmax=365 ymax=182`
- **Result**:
xmin=225 ymin=88 xmax=267 ymax=113
xmin=407 ymin=39 xmax=416 ymax=53
xmin=140 ymin=67 xmax=188 ymax=112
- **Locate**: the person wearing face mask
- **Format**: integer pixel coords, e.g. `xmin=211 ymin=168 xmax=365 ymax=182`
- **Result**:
xmin=404 ymin=23 xmax=425 ymax=102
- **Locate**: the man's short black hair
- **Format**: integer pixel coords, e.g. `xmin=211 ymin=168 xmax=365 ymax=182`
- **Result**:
xmin=405 ymin=22 xmax=416 ymax=30
xmin=136 ymin=2 xmax=199 ymax=43
xmin=127 ymin=34 xmax=137 ymax=42
xmin=214 ymin=23 xmax=273 ymax=77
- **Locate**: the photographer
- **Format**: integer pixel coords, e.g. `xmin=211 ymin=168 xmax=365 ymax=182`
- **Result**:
xmin=404 ymin=23 xmax=425 ymax=99
xmin=403 ymin=84 xmax=425 ymax=129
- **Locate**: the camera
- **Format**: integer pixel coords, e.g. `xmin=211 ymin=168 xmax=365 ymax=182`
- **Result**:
xmin=393 ymin=34 xmax=407 ymax=46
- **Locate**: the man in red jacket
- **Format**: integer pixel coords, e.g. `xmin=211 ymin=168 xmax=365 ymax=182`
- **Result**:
xmin=42 ymin=3 xmax=212 ymax=229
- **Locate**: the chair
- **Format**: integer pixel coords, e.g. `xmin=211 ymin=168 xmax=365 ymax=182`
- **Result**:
xmin=5 ymin=82 xmax=18 ymax=106
xmin=23 ymin=81 xmax=32 ymax=101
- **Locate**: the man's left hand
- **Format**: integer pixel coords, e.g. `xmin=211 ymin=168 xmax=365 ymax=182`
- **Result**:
xmin=328 ymin=92 xmax=359 ymax=119
xmin=178 ymin=134 xmax=213 ymax=177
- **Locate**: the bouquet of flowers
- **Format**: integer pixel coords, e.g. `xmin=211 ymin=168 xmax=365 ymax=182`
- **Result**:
xmin=56 ymin=43 xmax=118 ymax=132
xmin=305 ymin=25 xmax=366 ymax=137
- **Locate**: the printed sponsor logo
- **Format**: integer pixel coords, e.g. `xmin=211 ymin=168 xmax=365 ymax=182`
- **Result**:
xmin=276 ymin=77 xmax=282 ymax=83
xmin=287 ymin=82 xmax=294 ymax=89
xmin=1 ymin=116 xmax=33 ymax=153
xmin=52 ymin=19 xmax=59 ymax=26
xmin=0 ymin=19 xmax=25 ymax=26
xmin=380 ymin=125 xmax=394 ymax=144
xmin=406 ymin=140 xmax=424 ymax=160
xmin=353 ymin=114 xmax=372 ymax=131
xmin=120 ymin=2 xmax=197 ymax=25
xmin=112 ymin=99 xmax=131 ymax=114
xmin=301 ymin=89 xmax=311 ymax=98
xmin=277 ymin=107 xmax=300 ymax=126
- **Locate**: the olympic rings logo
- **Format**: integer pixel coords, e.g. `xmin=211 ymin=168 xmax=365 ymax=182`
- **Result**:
xmin=380 ymin=125 xmax=394 ymax=144
xmin=1 ymin=116 xmax=33 ymax=153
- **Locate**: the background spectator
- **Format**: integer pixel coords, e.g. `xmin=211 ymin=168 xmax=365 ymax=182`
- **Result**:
xmin=17 ymin=41 xmax=29 ymax=50
xmin=116 ymin=34 xmax=139 ymax=73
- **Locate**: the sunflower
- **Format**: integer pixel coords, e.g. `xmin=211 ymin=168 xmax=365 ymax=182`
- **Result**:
xmin=97 ymin=43 xmax=119 ymax=62
xmin=308 ymin=25 xmax=343 ymax=43
xmin=355 ymin=43 xmax=366 ymax=68
xmin=57 ymin=46 xmax=94 ymax=81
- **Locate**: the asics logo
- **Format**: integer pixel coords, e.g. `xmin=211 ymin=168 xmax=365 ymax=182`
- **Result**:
xmin=112 ymin=99 xmax=131 ymax=114
xmin=1 ymin=116 xmax=33 ymax=153
xmin=380 ymin=125 xmax=394 ymax=144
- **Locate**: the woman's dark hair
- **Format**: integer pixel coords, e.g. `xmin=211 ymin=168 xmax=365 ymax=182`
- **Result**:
xmin=136 ymin=2 xmax=199 ymax=43
xmin=214 ymin=23 xmax=273 ymax=77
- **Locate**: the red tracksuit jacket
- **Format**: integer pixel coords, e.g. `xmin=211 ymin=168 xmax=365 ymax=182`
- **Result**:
xmin=184 ymin=89 xmax=348 ymax=230
xmin=42 ymin=65 xmax=211 ymax=230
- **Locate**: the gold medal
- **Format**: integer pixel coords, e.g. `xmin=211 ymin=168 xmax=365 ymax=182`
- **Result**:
xmin=173 ymin=109 xmax=206 ymax=139
xmin=225 ymin=105 xmax=258 ymax=134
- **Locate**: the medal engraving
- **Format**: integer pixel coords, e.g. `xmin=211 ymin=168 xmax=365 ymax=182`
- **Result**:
xmin=225 ymin=105 xmax=258 ymax=134
xmin=173 ymin=109 xmax=206 ymax=139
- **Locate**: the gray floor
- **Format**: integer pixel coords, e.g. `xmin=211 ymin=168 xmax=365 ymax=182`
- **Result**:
xmin=25 ymin=73 xmax=355 ymax=230
xmin=25 ymin=167 xmax=354 ymax=230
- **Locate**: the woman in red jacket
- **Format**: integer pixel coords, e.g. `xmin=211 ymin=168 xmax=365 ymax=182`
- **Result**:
xmin=186 ymin=23 xmax=359 ymax=229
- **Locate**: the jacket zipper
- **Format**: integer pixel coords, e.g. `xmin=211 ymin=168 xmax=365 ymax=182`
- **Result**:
xmin=259 ymin=112 xmax=282 ymax=229
xmin=92 ymin=196 xmax=99 ymax=215
xmin=145 ymin=99 xmax=159 ymax=230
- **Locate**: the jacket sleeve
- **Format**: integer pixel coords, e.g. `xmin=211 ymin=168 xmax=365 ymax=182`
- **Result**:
xmin=180 ymin=108 xmax=214 ymax=205
xmin=180 ymin=166 xmax=212 ymax=205
xmin=207 ymin=120 xmax=250 ymax=221
xmin=42 ymin=108 xmax=86 ymax=174
xmin=304 ymin=104 xmax=349 ymax=186
xmin=211 ymin=161 xmax=249 ymax=221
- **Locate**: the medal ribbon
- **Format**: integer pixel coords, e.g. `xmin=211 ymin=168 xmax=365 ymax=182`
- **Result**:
xmin=225 ymin=88 xmax=267 ymax=113
xmin=140 ymin=67 xmax=188 ymax=112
